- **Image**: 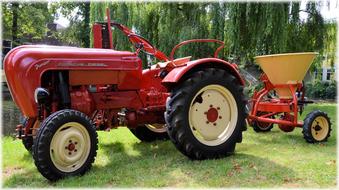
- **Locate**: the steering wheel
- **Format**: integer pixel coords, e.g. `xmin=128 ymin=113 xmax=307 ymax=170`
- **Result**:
xmin=127 ymin=34 xmax=156 ymax=55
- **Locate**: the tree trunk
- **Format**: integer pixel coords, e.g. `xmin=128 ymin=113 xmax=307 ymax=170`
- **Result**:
xmin=83 ymin=2 xmax=90 ymax=48
xmin=12 ymin=2 xmax=19 ymax=47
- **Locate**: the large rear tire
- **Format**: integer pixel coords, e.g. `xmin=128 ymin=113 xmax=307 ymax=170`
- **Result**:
xmin=165 ymin=68 xmax=247 ymax=160
xmin=129 ymin=124 xmax=169 ymax=142
xmin=33 ymin=109 xmax=98 ymax=181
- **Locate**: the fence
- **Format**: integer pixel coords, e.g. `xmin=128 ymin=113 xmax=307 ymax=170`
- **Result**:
xmin=2 ymin=98 xmax=21 ymax=136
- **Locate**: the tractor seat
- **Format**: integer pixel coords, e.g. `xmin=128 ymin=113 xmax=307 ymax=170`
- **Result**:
xmin=154 ymin=56 xmax=192 ymax=69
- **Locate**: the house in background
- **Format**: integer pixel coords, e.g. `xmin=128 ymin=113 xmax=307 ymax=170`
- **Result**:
xmin=313 ymin=53 xmax=337 ymax=82
xmin=314 ymin=66 xmax=336 ymax=82
xmin=2 ymin=21 xmax=69 ymax=99
xmin=313 ymin=20 xmax=337 ymax=82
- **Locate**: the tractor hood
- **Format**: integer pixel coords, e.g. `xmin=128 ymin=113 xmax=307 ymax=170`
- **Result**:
xmin=4 ymin=45 xmax=141 ymax=117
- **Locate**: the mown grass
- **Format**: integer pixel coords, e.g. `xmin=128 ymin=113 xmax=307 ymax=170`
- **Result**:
xmin=2 ymin=104 xmax=336 ymax=188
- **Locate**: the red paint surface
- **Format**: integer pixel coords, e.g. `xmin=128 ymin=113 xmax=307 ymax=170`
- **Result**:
xmin=162 ymin=58 xmax=245 ymax=86
xmin=68 ymin=143 xmax=75 ymax=151
xmin=4 ymin=9 xmax=245 ymax=137
xmin=248 ymin=74 xmax=304 ymax=128
xmin=4 ymin=45 xmax=141 ymax=117
xmin=206 ymin=108 xmax=218 ymax=123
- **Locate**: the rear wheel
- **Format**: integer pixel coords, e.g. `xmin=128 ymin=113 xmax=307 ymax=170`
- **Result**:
xmin=251 ymin=112 xmax=274 ymax=132
xmin=33 ymin=109 xmax=98 ymax=181
xmin=165 ymin=68 xmax=247 ymax=160
xmin=129 ymin=124 xmax=169 ymax=142
xmin=278 ymin=113 xmax=295 ymax=132
xmin=302 ymin=110 xmax=331 ymax=143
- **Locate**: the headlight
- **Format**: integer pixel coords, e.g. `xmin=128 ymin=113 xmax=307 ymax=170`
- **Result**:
xmin=34 ymin=88 xmax=49 ymax=105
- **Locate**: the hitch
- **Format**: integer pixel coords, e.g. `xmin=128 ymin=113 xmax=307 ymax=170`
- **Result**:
xmin=15 ymin=124 xmax=24 ymax=139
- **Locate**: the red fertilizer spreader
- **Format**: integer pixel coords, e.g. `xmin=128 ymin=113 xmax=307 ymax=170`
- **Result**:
xmin=248 ymin=52 xmax=331 ymax=143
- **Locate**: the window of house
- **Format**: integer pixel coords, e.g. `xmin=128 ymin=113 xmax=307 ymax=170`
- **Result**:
xmin=326 ymin=69 xmax=334 ymax=81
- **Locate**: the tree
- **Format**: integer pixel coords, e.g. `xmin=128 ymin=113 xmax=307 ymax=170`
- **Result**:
xmin=322 ymin=22 xmax=337 ymax=67
xmin=88 ymin=2 xmax=331 ymax=69
xmin=2 ymin=2 xmax=54 ymax=47
xmin=51 ymin=2 xmax=91 ymax=47
xmin=11 ymin=2 xmax=18 ymax=45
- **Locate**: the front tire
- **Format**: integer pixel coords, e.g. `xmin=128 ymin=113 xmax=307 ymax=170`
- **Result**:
xmin=165 ymin=68 xmax=247 ymax=160
xmin=33 ymin=109 xmax=98 ymax=181
xmin=129 ymin=124 xmax=169 ymax=142
xmin=302 ymin=110 xmax=331 ymax=143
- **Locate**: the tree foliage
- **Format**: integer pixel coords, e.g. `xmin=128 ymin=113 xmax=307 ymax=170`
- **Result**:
xmin=50 ymin=2 xmax=91 ymax=47
xmin=88 ymin=1 xmax=331 ymax=68
xmin=2 ymin=2 xmax=53 ymax=46
xmin=1 ymin=1 xmax=334 ymax=69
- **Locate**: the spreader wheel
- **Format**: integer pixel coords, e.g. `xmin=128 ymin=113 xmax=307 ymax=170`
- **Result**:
xmin=278 ymin=113 xmax=295 ymax=132
xmin=251 ymin=112 xmax=274 ymax=132
xmin=165 ymin=68 xmax=247 ymax=160
xmin=129 ymin=124 xmax=169 ymax=142
xmin=33 ymin=109 xmax=98 ymax=181
xmin=302 ymin=110 xmax=331 ymax=143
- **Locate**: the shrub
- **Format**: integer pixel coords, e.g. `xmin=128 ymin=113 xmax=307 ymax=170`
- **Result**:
xmin=245 ymin=79 xmax=336 ymax=100
xmin=305 ymin=79 xmax=337 ymax=100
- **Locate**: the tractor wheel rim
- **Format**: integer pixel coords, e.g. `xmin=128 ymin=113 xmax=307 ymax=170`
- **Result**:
xmin=189 ymin=84 xmax=238 ymax=146
xmin=145 ymin=124 xmax=167 ymax=133
xmin=311 ymin=116 xmax=329 ymax=141
xmin=50 ymin=122 xmax=91 ymax=172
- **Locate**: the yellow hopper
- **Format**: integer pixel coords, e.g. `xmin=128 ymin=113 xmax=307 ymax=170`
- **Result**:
xmin=254 ymin=52 xmax=318 ymax=99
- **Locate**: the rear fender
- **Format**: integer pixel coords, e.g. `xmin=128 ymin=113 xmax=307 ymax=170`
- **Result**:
xmin=162 ymin=58 xmax=245 ymax=88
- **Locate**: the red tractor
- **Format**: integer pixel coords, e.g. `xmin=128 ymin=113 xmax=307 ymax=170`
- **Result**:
xmin=4 ymin=9 xmax=247 ymax=181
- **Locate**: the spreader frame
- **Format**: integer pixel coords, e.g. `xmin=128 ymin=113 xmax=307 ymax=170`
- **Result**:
xmin=248 ymin=74 xmax=307 ymax=128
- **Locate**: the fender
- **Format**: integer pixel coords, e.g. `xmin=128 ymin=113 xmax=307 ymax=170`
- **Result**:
xmin=162 ymin=58 xmax=245 ymax=86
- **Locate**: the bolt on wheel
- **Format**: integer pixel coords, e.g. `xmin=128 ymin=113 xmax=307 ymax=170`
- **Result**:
xmin=145 ymin=124 xmax=167 ymax=133
xmin=50 ymin=122 xmax=91 ymax=172
xmin=129 ymin=123 xmax=169 ymax=142
xmin=165 ymin=68 xmax=247 ymax=160
xmin=251 ymin=111 xmax=274 ymax=132
xmin=189 ymin=84 xmax=238 ymax=146
xmin=33 ymin=109 xmax=98 ymax=181
xmin=310 ymin=116 xmax=330 ymax=141
xmin=302 ymin=110 xmax=331 ymax=143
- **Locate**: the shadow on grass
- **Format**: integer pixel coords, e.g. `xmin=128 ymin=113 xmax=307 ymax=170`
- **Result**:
xmin=251 ymin=126 xmax=336 ymax=146
xmin=2 ymin=138 xmax=296 ymax=188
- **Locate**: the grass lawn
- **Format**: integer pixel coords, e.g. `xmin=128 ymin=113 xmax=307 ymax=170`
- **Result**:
xmin=2 ymin=103 xmax=336 ymax=188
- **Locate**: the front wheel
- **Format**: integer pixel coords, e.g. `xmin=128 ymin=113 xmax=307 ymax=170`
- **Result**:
xmin=165 ymin=68 xmax=247 ymax=160
xmin=33 ymin=109 xmax=98 ymax=181
xmin=302 ymin=110 xmax=331 ymax=143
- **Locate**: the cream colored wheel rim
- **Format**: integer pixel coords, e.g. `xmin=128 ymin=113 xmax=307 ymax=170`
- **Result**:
xmin=50 ymin=122 xmax=91 ymax=172
xmin=311 ymin=116 xmax=329 ymax=141
xmin=189 ymin=84 xmax=238 ymax=146
xmin=146 ymin=124 xmax=166 ymax=133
